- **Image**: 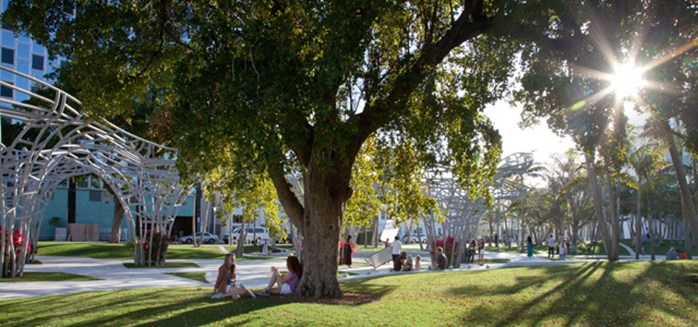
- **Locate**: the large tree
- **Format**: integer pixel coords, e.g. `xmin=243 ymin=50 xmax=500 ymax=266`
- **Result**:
xmin=4 ymin=1 xmax=561 ymax=296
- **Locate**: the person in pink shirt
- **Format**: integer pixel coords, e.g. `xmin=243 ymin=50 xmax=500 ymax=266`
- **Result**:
xmin=265 ymin=254 xmax=303 ymax=295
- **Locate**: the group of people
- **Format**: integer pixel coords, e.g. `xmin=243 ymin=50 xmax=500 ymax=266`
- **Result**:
xmin=666 ymin=247 xmax=688 ymax=260
xmin=463 ymin=238 xmax=486 ymax=265
xmin=545 ymin=234 xmax=569 ymax=260
xmin=211 ymin=253 xmax=303 ymax=300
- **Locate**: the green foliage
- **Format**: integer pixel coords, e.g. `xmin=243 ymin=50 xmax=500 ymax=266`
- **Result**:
xmin=343 ymin=137 xmax=381 ymax=229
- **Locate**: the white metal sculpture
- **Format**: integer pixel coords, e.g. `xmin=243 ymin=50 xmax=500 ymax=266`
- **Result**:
xmin=0 ymin=67 xmax=190 ymax=277
xmin=422 ymin=152 xmax=534 ymax=267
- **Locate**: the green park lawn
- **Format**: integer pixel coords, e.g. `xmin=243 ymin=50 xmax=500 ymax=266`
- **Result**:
xmin=36 ymin=242 xmax=269 ymax=260
xmin=619 ymin=239 xmax=687 ymax=255
xmin=122 ymin=262 xmax=200 ymax=269
xmin=2 ymin=261 xmax=696 ymax=326
xmin=165 ymin=272 xmax=208 ymax=283
xmin=0 ymin=272 xmax=100 ymax=282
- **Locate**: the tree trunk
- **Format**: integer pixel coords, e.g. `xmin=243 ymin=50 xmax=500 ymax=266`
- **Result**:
xmin=663 ymin=122 xmax=698 ymax=258
xmin=297 ymin=175 xmax=347 ymax=298
xmin=635 ymin=179 xmax=641 ymax=260
xmin=606 ymin=174 xmax=620 ymax=260
xmin=108 ymin=187 xmax=125 ymax=243
xmin=584 ymin=152 xmax=612 ymax=260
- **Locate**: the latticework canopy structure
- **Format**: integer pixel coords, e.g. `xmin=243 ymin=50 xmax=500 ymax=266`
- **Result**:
xmin=0 ymin=67 xmax=190 ymax=277
xmin=422 ymin=152 xmax=534 ymax=267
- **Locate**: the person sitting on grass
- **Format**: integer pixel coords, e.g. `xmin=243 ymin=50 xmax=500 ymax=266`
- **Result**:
xmin=678 ymin=248 xmax=688 ymax=260
xmin=432 ymin=247 xmax=448 ymax=270
xmin=414 ymin=255 xmax=422 ymax=270
xmin=212 ymin=253 xmax=255 ymax=300
xmin=666 ymin=247 xmax=679 ymax=260
xmin=400 ymin=251 xmax=413 ymax=271
xmin=265 ymin=254 xmax=303 ymax=295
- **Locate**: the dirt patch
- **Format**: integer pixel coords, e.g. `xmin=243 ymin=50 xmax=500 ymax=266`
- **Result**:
xmin=267 ymin=292 xmax=379 ymax=305
xmin=687 ymin=275 xmax=698 ymax=284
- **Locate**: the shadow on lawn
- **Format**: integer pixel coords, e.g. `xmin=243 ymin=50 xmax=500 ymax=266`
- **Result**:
xmin=450 ymin=261 xmax=698 ymax=326
xmin=0 ymin=282 xmax=389 ymax=327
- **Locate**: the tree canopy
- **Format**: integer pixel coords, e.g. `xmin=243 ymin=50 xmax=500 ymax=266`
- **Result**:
xmin=3 ymin=0 xmax=617 ymax=296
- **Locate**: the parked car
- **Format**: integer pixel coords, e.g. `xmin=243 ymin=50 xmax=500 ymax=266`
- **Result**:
xmin=223 ymin=227 xmax=271 ymax=244
xmin=402 ymin=227 xmax=427 ymax=244
xmin=180 ymin=232 xmax=219 ymax=244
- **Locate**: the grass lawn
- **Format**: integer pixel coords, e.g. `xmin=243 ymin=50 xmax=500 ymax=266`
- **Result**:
xmin=0 ymin=272 xmax=100 ymax=282
xmin=36 ymin=242 xmax=269 ymax=260
xmin=619 ymin=239 xmax=686 ymax=255
xmin=3 ymin=261 xmax=696 ymax=326
xmin=165 ymin=272 xmax=208 ymax=283
xmin=122 ymin=262 xmax=200 ymax=269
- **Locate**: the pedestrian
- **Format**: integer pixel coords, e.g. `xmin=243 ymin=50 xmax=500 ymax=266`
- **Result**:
xmin=384 ymin=238 xmax=390 ymax=248
xmin=478 ymin=237 xmax=485 ymax=265
xmin=340 ymin=235 xmax=354 ymax=268
xmin=641 ymin=233 xmax=649 ymax=255
xmin=392 ymin=235 xmax=402 ymax=271
xmin=468 ymin=240 xmax=476 ymax=263
xmin=527 ymin=236 xmax=533 ymax=258
xmin=558 ymin=236 xmax=566 ymax=260
xmin=548 ymin=235 xmax=555 ymax=259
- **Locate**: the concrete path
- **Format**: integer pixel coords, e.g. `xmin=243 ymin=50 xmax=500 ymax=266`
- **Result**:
xmin=0 ymin=247 xmax=670 ymax=300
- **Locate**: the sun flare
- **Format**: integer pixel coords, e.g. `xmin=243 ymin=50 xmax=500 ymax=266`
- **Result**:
xmin=609 ymin=62 xmax=644 ymax=98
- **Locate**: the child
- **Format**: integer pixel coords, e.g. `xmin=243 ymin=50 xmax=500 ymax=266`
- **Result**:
xmin=414 ymin=255 xmax=421 ymax=270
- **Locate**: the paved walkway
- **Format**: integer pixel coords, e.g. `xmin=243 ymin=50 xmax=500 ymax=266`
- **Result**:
xmin=0 ymin=247 xmax=669 ymax=300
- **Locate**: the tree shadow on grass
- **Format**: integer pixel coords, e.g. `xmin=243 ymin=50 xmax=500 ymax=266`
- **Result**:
xmin=0 ymin=280 xmax=391 ymax=327
xmin=451 ymin=261 xmax=698 ymax=326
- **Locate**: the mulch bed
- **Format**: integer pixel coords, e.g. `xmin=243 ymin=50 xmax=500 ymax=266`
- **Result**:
xmin=266 ymin=292 xmax=379 ymax=305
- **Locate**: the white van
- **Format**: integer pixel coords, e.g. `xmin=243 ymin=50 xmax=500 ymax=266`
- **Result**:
xmin=225 ymin=227 xmax=271 ymax=244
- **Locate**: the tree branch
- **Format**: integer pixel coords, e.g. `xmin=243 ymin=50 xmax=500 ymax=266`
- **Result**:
xmin=345 ymin=1 xmax=492 ymax=159
xmin=267 ymin=162 xmax=304 ymax=234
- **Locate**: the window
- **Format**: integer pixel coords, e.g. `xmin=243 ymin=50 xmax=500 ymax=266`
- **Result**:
xmin=1 ymin=48 xmax=14 ymax=65
xmin=1 ymin=22 xmax=13 ymax=31
xmin=31 ymin=54 xmax=44 ymax=71
xmin=89 ymin=190 xmax=102 ymax=202
xmin=0 ymin=82 xmax=13 ymax=98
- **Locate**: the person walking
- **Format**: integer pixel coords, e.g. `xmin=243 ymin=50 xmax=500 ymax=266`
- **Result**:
xmin=547 ymin=235 xmax=555 ymax=259
xmin=527 ymin=236 xmax=533 ymax=258
xmin=477 ymin=237 xmax=485 ymax=265
xmin=340 ymin=235 xmax=354 ymax=268
xmin=558 ymin=236 xmax=566 ymax=260
xmin=391 ymin=236 xmax=402 ymax=271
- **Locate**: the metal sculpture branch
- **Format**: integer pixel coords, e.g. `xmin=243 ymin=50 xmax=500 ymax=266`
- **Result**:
xmin=422 ymin=152 xmax=534 ymax=267
xmin=0 ymin=67 xmax=190 ymax=277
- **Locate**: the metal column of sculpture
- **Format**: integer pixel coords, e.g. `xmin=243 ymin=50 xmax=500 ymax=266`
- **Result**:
xmin=0 ymin=67 xmax=189 ymax=277
xmin=422 ymin=152 xmax=534 ymax=267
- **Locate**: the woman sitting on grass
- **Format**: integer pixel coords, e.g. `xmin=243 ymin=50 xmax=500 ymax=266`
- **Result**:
xmin=212 ymin=253 xmax=255 ymax=300
xmin=265 ymin=254 xmax=303 ymax=295
xmin=400 ymin=251 xmax=413 ymax=271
